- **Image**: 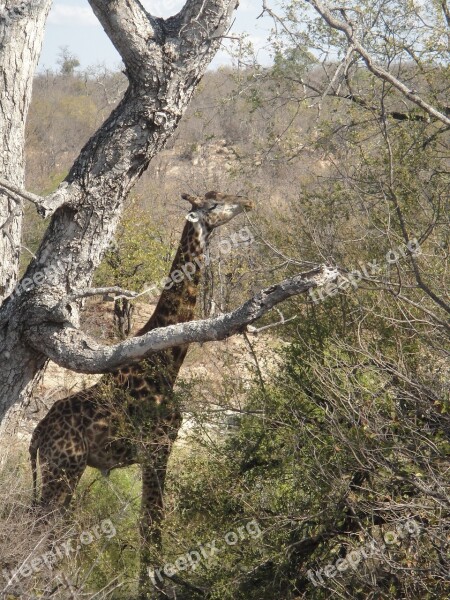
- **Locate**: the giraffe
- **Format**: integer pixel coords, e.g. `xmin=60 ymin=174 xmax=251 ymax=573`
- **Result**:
xmin=29 ymin=190 xmax=253 ymax=595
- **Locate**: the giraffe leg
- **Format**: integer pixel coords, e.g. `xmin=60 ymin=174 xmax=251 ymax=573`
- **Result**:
xmin=39 ymin=460 xmax=87 ymax=510
xmin=138 ymin=445 xmax=171 ymax=600
xmin=38 ymin=434 xmax=88 ymax=511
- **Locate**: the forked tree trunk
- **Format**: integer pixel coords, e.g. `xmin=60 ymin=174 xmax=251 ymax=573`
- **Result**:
xmin=0 ymin=0 xmax=240 ymax=431
xmin=0 ymin=0 xmax=340 ymax=438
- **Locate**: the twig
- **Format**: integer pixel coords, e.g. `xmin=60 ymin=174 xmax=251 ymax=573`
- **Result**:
xmin=306 ymin=0 xmax=450 ymax=126
xmin=63 ymin=286 xmax=139 ymax=304
xmin=58 ymin=285 xmax=161 ymax=315
xmin=0 ymin=178 xmax=70 ymax=218
xmin=247 ymin=309 xmax=298 ymax=334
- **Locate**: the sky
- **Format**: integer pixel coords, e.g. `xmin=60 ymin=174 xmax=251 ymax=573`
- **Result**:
xmin=38 ymin=0 xmax=274 ymax=72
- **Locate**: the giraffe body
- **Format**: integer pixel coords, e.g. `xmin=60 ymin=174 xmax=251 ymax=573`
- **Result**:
xmin=29 ymin=192 xmax=252 ymax=598
xmin=30 ymin=365 xmax=182 ymax=506
xmin=29 ymin=192 xmax=253 ymax=558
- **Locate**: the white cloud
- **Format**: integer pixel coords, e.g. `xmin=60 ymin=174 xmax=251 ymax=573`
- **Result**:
xmin=238 ymin=0 xmax=256 ymax=12
xmin=141 ymin=0 xmax=184 ymax=18
xmin=48 ymin=5 xmax=99 ymax=27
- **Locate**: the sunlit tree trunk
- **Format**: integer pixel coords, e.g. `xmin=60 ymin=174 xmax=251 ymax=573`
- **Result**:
xmin=0 ymin=0 xmax=52 ymax=302
xmin=0 ymin=0 xmax=52 ymax=438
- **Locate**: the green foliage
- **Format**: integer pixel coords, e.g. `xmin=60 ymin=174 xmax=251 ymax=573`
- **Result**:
xmin=93 ymin=198 xmax=171 ymax=292
xmin=57 ymin=46 xmax=81 ymax=76
xmin=70 ymin=467 xmax=141 ymax=596
xmin=10 ymin=3 xmax=448 ymax=598
xmin=162 ymin=331 xmax=449 ymax=598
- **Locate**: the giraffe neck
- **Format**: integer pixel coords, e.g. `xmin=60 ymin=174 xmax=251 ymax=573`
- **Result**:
xmin=108 ymin=221 xmax=211 ymax=401
xmin=138 ymin=218 xmax=210 ymax=336
xmin=124 ymin=218 xmax=210 ymax=386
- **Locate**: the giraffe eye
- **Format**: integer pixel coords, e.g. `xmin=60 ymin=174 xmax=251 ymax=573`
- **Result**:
xmin=210 ymin=203 xmax=218 ymax=210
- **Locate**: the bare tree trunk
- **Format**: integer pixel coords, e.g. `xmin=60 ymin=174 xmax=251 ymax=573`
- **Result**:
xmin=0 ymin=0 xmax=52 ymax=302
xmin=0 ymin=0 xmax=52 ymax=439
xmin=0 ymin=0 xmax=241 ymax=428
xmin=114 ymin=297 xmax=134 ymax=337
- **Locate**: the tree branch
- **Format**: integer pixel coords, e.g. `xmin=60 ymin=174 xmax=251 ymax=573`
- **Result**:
xmin=296 ymin=76 xmax=431 ymax=122
xmin=306 ymin=0 xmax=450 ymax=126
xmin=89 ymin=0 xmax=238 ymax=82
xmin=61 ymin=286 xmax=139 ymax=305
xmin=25 ymin=266 xmax=339 ymax=373
xmin=173 ymin=0 xmax=238 ymax=39
xmin=0 ymin=178 xmax=70 ymax=218
xmin=247 ymin=309 xmax=298 ymax=334
xmin=88 ymin=0 xmax=166 ymax=79
xmin=441 ymin=0 xmax=450 ymax=28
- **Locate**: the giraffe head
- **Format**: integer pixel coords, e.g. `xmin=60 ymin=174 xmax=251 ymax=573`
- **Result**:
xmin=181 ymin=191 xmax=254 ymax=231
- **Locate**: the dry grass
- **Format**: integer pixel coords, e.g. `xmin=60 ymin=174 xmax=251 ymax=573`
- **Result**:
xmin=0 ymin=327 xmax=280 ymax=599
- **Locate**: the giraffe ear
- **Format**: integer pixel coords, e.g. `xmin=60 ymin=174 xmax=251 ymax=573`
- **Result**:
xmin=186 ymin=211 xmax=200 ymax=223
xmin=205 ymin=191 xmax=223 ymax=201
xmin=182 ymin=193 xmax=202 ymax=207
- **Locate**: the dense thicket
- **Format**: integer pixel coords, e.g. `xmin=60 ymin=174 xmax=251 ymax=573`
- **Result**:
xmin=2 ymin=0 xmax=448 ymax=597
